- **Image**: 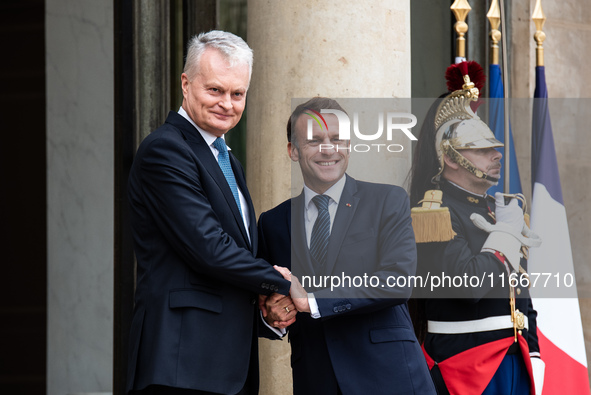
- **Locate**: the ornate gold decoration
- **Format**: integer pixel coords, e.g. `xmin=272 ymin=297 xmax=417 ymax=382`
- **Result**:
xmin=433 ymin=90 xmax=479 ymax=132
xmin=532 ymin=0 xmax=546 ymax=67
xmin=511 ymin=290 xmax=526 ymax=341
xmin=498 ymin=193 xmax=528 ymax=213
xmin=514 ymin=309 xmax=526 ymax=330
xmin=443 ymin=142 xmax=486 ymax=178
xmin=411 ymin=190 xmax=457 ymax=243
xmin=417 ymin=190 xmax=444 ymax=209
xmin=451 ymin=0 xmax=472 ymax=59
xmin=510 ymin=287 xmax=517 ymax=341
xmin=487 ymin=0 xmax=502 ymax=65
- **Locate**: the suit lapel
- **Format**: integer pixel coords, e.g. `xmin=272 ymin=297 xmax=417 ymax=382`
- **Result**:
xmin=230 ymin=153 xmax=255 ymax=249
xmin=324 ymin=175 xmax=359 ymax=276
xmin=170 ymin=113 xmax=251 ymax=247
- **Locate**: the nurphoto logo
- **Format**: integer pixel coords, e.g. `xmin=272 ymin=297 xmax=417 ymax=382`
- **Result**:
xmin=305 ymin=108 xmax=418 ymax=153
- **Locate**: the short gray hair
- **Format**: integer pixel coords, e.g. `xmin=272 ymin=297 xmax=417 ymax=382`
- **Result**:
xmin=184 ymin=30 xmax=253 ymax=84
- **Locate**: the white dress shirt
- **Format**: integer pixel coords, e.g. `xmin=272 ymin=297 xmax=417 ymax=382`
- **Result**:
xmin=302 ymin=175 xmax=347 ymax=318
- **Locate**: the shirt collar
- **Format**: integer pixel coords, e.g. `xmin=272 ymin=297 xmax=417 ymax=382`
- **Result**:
xmin=178 ymin=106 xmax=230 ymax=150
xmin=303 ymin=175 xmax=347 ymax=210
xmin=443 ymin=179 xmax=491 ymax=207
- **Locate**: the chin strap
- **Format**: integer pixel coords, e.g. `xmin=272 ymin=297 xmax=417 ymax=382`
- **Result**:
xmin=442 ymin=140 xmax=500 ymax=182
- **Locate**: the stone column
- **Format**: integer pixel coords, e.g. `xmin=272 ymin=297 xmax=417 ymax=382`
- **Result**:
xmin=46 ymin=0 xmax=114 ymax=394
xmin=247 ymin=1 xmax=412 ymax=393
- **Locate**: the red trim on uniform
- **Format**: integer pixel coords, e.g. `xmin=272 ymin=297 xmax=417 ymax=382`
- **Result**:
xmin=423 ymin=337 xmax=515 ymax=395
xmin=493 ymin=250 xmax=506 ymax=264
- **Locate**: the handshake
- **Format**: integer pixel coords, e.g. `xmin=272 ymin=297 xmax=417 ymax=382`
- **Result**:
xmin=259 ymin=265 xmax=309 ymax=329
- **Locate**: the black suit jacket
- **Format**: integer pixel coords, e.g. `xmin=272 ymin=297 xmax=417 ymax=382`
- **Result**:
xmin=258 ymin=175 xmax=436 ymax=395
xmin=126 ymin=111 xmax=290 ymax=394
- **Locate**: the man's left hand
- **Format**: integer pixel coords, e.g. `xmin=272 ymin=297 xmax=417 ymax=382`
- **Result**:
xmin=260 ymin=293 xmax=297 ymax=328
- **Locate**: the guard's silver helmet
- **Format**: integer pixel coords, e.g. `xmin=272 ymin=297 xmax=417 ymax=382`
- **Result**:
xmin=433 ymin=70 xmax=503 ymax=182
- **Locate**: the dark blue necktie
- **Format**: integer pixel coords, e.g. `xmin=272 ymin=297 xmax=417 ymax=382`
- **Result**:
xmin=213 ymin=137 xmax=242 ymax=217
xmin=310 ymin=194 xmax=331 ymax=265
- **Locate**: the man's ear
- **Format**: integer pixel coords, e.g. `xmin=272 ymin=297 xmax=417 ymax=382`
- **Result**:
xmin=181 ymin=73 xmax=189 ymax=96
xmin=288 ymin=142 xmax=299 ymax=162
xmin=443 ymin=154 xmax=459 ymax=170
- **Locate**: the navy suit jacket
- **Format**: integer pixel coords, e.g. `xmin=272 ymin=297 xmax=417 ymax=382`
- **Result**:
xmin=257 ymin=175 xmax=436 ymax=395
xmin=126 ymin=111 xmax=290 ymax=394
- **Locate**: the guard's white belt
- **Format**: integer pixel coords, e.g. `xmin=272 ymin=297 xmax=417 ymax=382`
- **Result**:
xmin=427 ymin=315 xmax=529 ymax=334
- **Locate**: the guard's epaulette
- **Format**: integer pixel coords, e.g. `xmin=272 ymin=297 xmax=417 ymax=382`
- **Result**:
xmin=411 ymin=190 xmax=456 ymax=243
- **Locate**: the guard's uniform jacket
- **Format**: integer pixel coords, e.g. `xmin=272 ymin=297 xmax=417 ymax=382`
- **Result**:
xmin=416 ymin=180 xmax=539 ymax=395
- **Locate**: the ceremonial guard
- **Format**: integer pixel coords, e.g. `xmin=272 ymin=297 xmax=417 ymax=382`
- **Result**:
xmin=408 ymin=62 xmax=545 ymax=395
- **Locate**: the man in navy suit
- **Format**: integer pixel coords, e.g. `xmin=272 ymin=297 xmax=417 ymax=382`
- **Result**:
xmin=126 ymin=30 xmax=295 ymax=395
xmin=258 ymin=97 xmax=436 ymax=394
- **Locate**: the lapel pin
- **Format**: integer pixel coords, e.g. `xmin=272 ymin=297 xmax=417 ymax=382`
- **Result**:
xmin=346 ymin=203 xmax=352 ymax=207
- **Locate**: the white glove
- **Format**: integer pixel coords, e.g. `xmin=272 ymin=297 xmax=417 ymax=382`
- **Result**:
xmin=494 ymin=192 xmax=524 ymax=232
xmin=531 ymin=357 xmax=545 ymax=395
xmin=470 ymin=193 xmax=542 ymax=272
xmin=478 ymin=220 xmax=523 ymax=272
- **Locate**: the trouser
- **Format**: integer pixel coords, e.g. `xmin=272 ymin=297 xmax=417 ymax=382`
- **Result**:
xmin=482 ymin=353 xmax=530 ymax=395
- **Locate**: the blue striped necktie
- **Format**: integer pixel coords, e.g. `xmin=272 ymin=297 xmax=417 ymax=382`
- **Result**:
xmin=310 ymin=194 xmax=331 ymax=265
xmin=213 ymin=137 xmax=243 ymax=217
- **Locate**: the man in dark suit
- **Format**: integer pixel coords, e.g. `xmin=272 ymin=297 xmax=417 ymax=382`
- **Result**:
xmin=258 ymin=97 xmax=436 ymax=394
xmin=126 ymin=30 xmax=295 ymax=395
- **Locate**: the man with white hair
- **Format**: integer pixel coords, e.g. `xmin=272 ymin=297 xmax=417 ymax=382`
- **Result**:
xmin=126 ymin=30 xmax=294 ymax=395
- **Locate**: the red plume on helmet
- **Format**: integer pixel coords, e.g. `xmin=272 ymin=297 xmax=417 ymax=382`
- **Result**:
xmin=445 ymin=60 xmax=485 ymax=91
xmin=445 ymin=61 xmax=486 ymax=112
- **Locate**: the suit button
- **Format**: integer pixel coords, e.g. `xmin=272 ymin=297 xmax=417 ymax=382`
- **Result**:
xmin=251 ymin=298 xmax=257 ymax=305
xmin=516 ymin=288 xmax=522 ymax=295
xmin=261 ymin=283 xmax=268 ymax=289
xmin=346 ymin=304 xmax=351 ymax=310
xmin=333 ymin=307 xmax=339 ymax=313
xmin=272 ymin=285 xmax=278 ymax=292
